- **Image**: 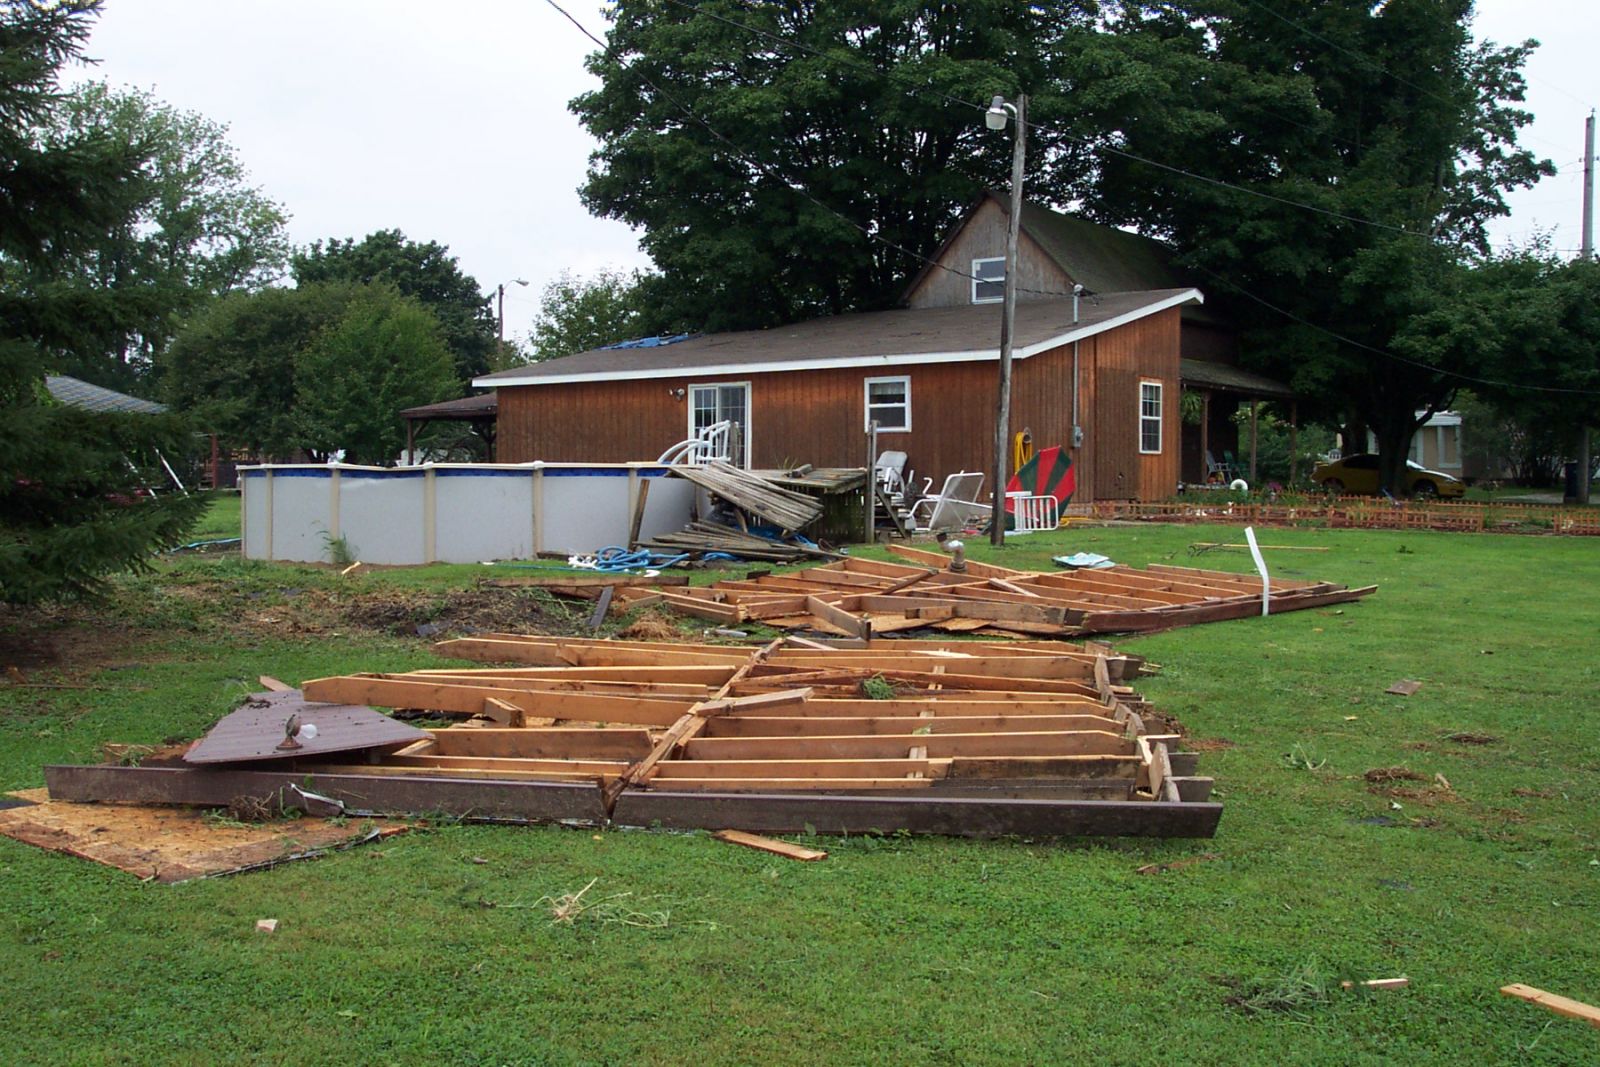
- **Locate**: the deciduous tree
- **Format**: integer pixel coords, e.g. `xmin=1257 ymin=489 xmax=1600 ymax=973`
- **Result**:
xmin=292 ymin=230 xmax=496 ymax=382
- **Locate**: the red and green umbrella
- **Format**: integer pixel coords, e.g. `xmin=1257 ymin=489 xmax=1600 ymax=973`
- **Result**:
xmin=1003 ymin=445 xmax=1075 ymax=530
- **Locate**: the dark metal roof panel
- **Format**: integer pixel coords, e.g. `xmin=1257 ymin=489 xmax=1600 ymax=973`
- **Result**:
xmin=184 ymin=690 xmax=429 ymax=764
xmin=401 ymin=392 xmax=499 ymax=419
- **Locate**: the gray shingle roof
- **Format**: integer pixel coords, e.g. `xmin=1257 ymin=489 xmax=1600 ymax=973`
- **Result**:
xmin=45 ymin=375 xmax=168 ymax=414
xmin=477 ymin=288 xmax=1201 ymax=387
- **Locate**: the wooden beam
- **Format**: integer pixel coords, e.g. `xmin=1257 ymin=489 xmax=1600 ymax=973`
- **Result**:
xmin=805 ymin=594 xmax=871 ymax=640
xmin=712 ymin=829 xmax=827 ymax=861
xmin=1500 ymin=984 xmax=1600 ymax=1028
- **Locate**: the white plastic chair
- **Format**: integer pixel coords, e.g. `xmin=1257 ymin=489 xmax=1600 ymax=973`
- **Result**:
xmin=910 ymin=472 xmax=989 ymax=532
xmin=657 ymin=420 xmax=732 ymax=465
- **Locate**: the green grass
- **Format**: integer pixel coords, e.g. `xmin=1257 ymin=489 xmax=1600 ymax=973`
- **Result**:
xmin=2 ymin=519 xmax=1598 ymax=1064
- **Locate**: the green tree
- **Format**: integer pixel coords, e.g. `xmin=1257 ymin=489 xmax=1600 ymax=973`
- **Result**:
xmin=0 ymin=0 xmax=203 ymax=603
xmin=162 ymin=282 xmax=364 ymax=459
xmin=528 ymin=269 xmax=652 ymax=361
xmin=1460 ymin=253 xmax=1600 ymax=483
xmin=1071 ymin=0 xmax=1551 ymax=494
xmin=573 ymin=1 xmax=1093 ymax=332
xmin=292 ymin=230 xmax=496 ymax=382
xmin=293 ymin=285 xmax=457 ymax=465
xmin=31 ymin=80 xmax=288 ymax=389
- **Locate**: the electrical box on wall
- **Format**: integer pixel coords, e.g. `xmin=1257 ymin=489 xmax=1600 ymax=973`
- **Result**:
xmin=1072 ymin=425 xmax=1084 ymax=448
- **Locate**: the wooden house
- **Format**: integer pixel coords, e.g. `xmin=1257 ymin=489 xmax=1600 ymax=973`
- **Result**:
xmin=476 ymin=195 xmax=1287 ymax=502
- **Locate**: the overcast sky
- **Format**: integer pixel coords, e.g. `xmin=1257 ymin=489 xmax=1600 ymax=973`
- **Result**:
xmin=77 ymin=1 xmax=1595 ymax=345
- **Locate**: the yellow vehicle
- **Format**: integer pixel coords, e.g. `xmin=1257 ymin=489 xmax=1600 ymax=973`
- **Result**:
xmin=1311 ymin=453 xmax=1466 ymax=499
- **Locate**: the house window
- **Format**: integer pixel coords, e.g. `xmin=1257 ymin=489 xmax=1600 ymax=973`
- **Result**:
xmin=971 ymin=257 xmax=1005 ymax=303
xmin=864 ymin=375 xmax=911 ymax=432
xmin=1139 ymin=381 xmax=1163 ymax=454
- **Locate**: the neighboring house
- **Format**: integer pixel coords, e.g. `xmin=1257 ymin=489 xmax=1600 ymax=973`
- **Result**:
xmin=475 ymin=194 xmax=1285 ymax=503
xmin=1366 ymin=411 xmax=1467 ymax=477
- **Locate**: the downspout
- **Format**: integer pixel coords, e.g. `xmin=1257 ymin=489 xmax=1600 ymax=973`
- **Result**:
xmin=1071 ymin=284 xmax=1084 ymax=449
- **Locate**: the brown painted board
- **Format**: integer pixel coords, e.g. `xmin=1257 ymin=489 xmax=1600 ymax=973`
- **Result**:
xmin=613 ymin=789 xmax=1223 ymax=838
xmin=0 ymin=788 xmax=406 ymax=883
xmin=1385 ymin=679 xmax=1423 ymax=697
xmin=45 ymin=765 xmax=609 ymax=825
xmin=184 ymin=690 xmax=429 ymax=764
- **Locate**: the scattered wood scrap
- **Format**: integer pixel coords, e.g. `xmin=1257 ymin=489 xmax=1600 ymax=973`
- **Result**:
xmin=1342 ymin=978 xmax=1410 ymax=990
xmin=639 ymin=520 xmax=840 ymax=563
xmin=1500 ymin=983 xmax=1600 ymax=1028
xmin=44 ymin=634 xmax=1218 ymax=839
xmin=621 ymin=545 xmax=1374 ymax=638
xmin=1385 ymin=680 xmax=1423 ymax=697
xmin=713 ymin=829 xmax=827 ymax=861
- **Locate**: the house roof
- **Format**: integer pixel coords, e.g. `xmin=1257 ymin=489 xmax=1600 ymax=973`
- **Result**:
xmin=45 ymin=375 xmax=167 ymax=414
xmin=400 ymin=392 xmax=499 ymax=420
xmin=900 ymin=191 xmax=1193 ymax=303
xmin=476 ymin=287 xmax=1203 ymax=388
xmin=1179 ymin=358 xmax=1294 ymax=399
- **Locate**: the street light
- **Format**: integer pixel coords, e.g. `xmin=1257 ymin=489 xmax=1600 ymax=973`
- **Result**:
xmin=986 ymin=93 xmax=1026 ymax=548
xmin=496 ymin=278 xmax=529 ymax=345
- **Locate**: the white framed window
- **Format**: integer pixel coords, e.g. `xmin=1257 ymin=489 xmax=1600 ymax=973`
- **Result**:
xmin=971 ymin=257 xmax=1005 ymax=303
xmin=864 ymin=375 xmax=911 ymax=432
xmin=688 ymin=382 xmax=750 ymax=467
xmin=1139 ymin=380 xmax=1163 ymax=454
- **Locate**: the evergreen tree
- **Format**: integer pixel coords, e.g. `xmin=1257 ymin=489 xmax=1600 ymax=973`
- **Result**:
xmin=0 ymin=0 xmax=204 ymax=603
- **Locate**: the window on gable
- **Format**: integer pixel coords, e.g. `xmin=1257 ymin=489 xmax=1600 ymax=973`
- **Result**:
xmin=971 ymin=257 xmax=1005 ymax=303
xmin=1139 ymin=381 xmax=1163 ymax=454
xmin=864 ymin=375 xmax=911 ymax=432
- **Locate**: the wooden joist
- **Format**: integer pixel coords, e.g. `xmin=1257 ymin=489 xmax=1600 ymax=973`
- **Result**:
xmin=629 ymin=553 xmax=1371 ymax=638
xmin=48 ymin=631 xmax=1220 ymax=840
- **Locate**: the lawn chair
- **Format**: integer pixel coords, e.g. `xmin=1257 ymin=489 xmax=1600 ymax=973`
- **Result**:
xmin=874 ymin=450 xmax=910 ymax=500
xmin=909 ymin=472 xmax=989 ymax=532
xmin=1006 ymin=493 xmax=1059 ymax=534
xmin=1205 ymin=449 xmax=1233 ymax=482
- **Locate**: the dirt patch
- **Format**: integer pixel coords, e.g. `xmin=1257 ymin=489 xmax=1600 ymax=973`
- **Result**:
xmin=0 ymin=607 xmax=152 ymax=677
xmin=249 ymin=586 xmax=579 ymax=639
xmin=1364 ymin=767 xmax=1427 ymax=784
xmin=1139 ymin=709 xmax=1188 ymax=737
xmin=1442 ymin=732 xmax=1499 ymax=745
xmin=1186 ymin=737 xmax=1235 ymax=752
xmin=1512 ymin=787 xmax=1557 ymax=799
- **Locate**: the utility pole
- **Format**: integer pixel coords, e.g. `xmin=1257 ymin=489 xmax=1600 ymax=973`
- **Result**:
xmin=1579 ymin=112 xmax=1594 ymax=505
xmin=988 ymin=93 xmax=1027 ymax=548
xmin=496 ymin=278 xmax=528 ymax=348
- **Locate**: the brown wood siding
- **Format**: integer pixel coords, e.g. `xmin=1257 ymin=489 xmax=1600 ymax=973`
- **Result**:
xmin=495 ymin=307 xmax=1184 ymax=505
xmin=1088 ymin=308 xmax=1180 ymax=500
xmin=904 ymin=199 xmax=1072 ymax=310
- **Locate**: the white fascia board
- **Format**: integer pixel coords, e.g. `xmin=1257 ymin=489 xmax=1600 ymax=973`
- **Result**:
xmin=473 ymin=288 xmax=1203 ymax=389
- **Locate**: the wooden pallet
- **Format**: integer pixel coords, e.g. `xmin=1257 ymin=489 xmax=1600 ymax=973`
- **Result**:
xmin=624 ymin=546 xmax=1372 ymax=637
xmin=45 ymin=635 xmax=1219 ymax=838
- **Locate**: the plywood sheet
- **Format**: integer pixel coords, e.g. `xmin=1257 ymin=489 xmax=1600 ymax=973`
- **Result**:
xmin=0 ymin=789 xmax=405 ymax=883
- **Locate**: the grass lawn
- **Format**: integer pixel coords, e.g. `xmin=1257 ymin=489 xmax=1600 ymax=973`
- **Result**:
xmin=2 ymin=514 xmax=1597 ymax=1065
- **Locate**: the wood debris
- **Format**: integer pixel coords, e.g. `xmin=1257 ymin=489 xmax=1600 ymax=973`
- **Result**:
xmin=713 ymin=829 xmax=828 ymax=861
xmin=1385 ymin=680 xmax=1423 ymax=697
xmin=619 ymin=545 xmax=1374 ymax=638
xmin=1500 ymin=983 xmax=1600 ymax=1028
xmin=44 ymin=634 xmax=1219 ymax=839
xmin=674 ymin=462 xmax=824 ymax=531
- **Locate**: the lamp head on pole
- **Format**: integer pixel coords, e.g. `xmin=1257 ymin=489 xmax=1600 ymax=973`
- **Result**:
xmin=985 ymin=95 xmax=1012 ymax=131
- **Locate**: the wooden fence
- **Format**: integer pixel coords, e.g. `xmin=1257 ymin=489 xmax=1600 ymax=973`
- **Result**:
xmin=1090 ymin=498 xmax=1600 ymax=536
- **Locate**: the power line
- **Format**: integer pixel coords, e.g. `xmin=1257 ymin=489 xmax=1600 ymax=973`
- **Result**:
xmin=545 ymin=0 xmax=1600 ymax=398
xmin=1190 ymin=263 xmax=1600 ymax=397
xmin=539 ymin=0 xmax=1096 ymax=303
xmin=661 ymin=0 xmax=1439 ymax=241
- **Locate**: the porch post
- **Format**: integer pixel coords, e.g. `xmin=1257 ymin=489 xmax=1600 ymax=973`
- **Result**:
xmin=1249 ymin=400 xmax=1259 ymax=483
xmin=1200 ymin=391 xmax=1211 ymax=480
xmin=1288 ymin=400 xmax=1299 ymax=486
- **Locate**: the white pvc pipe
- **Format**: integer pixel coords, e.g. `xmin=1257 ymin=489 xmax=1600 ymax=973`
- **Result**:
xmin=1244 ymin=525 xmax=1270 ymax=616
